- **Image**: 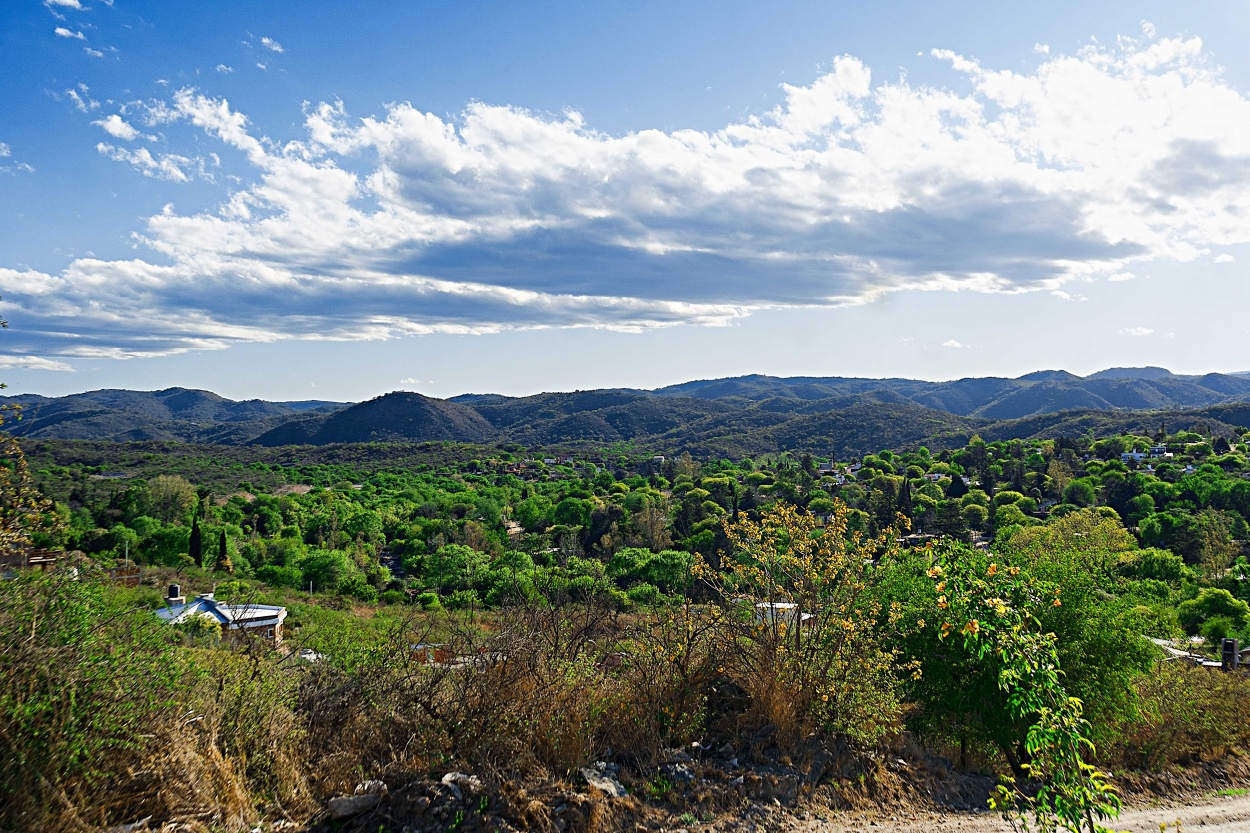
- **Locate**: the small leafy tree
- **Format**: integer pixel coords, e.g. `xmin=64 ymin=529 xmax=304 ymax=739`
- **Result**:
xmin=927 ymin=551 xmax=1121 ymax=833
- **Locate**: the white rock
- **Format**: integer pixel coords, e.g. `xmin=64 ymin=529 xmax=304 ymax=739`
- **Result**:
xmin=580 ymin=766 xmax=627 ymax=798
xmin=328 ymin=793 xmax=381 ymax=819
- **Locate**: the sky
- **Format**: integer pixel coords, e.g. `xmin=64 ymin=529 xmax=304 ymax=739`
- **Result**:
xmin=4 ymin=1 xmax=1250 ymax=402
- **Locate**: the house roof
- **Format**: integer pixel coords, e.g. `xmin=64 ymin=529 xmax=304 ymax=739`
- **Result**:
xmin=157 ymin=593 xmax=286 ymax=628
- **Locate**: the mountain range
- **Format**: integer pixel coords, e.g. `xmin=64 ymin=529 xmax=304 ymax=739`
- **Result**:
xmin=8 ymin=367 xmax=1250 ymax=458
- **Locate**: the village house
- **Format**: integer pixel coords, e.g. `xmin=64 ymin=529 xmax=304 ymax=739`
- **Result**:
xmin=157 ymin=587 xmax=288 ymax=643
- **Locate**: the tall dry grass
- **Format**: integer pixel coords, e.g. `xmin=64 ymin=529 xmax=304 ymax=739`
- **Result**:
xmin=0 ymin=570 xmax=311 ymax=832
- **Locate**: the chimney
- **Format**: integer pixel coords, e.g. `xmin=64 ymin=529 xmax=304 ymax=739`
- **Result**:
xmin=165 ymin=583 xmax=185 ymax=607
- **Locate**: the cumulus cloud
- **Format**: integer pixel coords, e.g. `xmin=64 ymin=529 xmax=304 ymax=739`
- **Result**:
xmin=45 ymin=0 xmax=84 ymax=9
xmin=1216 ymin=253 xmax=1235 ymax=263
xmin=54 ymin=27 xmax=85 ymax=39
xmin=10 ymin=33 xmax=1250 ymax=364
xmin=0 ymin=143 xmax=8 ymax=158
xmin=84 ymin=47 xmax=103 ymax=58
xmin=942 ymin=340 xmax=963 ymax=348
xmin=1119 ymin=327 xmax=1155 ymax=336
xmin=260 ymin=36 xmax=283 ymax=53
xmin=216 ymin=64 xmax=234 ymax=73
xmin=93 ymin=114 xmax=141 ymax=141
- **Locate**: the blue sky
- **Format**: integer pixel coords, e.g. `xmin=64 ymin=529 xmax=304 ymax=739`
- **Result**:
xmin=4 ymin=1 xmax=1250 ymax=401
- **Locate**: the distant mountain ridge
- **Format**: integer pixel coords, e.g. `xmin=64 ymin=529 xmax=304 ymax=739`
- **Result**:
xmin=7 ymin=369 xmax=1250 ymax=456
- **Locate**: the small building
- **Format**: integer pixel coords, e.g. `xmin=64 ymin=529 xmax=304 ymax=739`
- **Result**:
xmin=754 ymin=601 xmax=815 ymax=627
xmin=1121 ymin=450 xmax=1148 ymax=463
xmin=157 ymin=591 xmax=287 ymax=643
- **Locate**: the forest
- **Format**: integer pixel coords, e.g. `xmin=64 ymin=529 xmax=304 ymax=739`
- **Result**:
xmin=7 ymin=425 xmax=1250 ymax=832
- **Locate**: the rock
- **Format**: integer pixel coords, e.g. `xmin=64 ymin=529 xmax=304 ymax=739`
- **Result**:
xmin=355 ymin=779 xmax=389 ymax=796
xmin=662 ymin=762 xmax=696 ymax=782
xmin=106 ymin=818 xmax=152 ymax=833
xmin=442 ymin=771 xmax=483 ymax=794
xmin=328 ymin=793 xmax=382 ymax=819
xmin=580 ymin=766 xmax=627 ymax=798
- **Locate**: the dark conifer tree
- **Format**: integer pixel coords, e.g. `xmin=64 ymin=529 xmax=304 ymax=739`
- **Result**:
xmin=216 ymin=529 xmax=233 ymax=574
xmin=945 ymin=473 xmax=969 ymax=500
xmin=897 ymin=479 xmax=914 ymax=518
xmin=188 ymin=515 xmax=203 ymax=567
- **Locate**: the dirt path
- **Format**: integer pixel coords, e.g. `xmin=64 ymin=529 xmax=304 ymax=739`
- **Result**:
xmin=799 ymin=794 xmax=1250 ymax=832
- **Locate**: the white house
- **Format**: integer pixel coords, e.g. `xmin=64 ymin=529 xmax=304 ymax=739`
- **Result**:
xmin=157 ymin=592 xmax=288 ymax=642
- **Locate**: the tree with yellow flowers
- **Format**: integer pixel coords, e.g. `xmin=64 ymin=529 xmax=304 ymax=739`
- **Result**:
xmin=705 ymin=500 xmax=909 ymax=746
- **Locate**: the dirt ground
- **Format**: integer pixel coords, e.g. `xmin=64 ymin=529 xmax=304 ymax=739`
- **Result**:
xmin=796 ymin=793 xmax=1250 ymax=832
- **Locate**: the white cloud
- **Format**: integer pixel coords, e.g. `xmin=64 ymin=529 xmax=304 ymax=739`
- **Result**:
xmin=216 ymin=64 xmax=234 ymax=73
xmin=942 ymin=340 xmax=963 ymax=348
xmin=15 ymin=33 xmax=1250 ymax=361
xmin=1118 ymin=327 xmax=1155 ymax=336
xmin=45 ymin=0 xmax=84 ymax=8
xmin=1034 ymin=43 xmax=1050 ymax=55
xmin=0 ymin=143 xmax=8 ymax=158
xmin=54 ymin=27 xmax=85 ymax=39
xmin=0 ymin=356 xmax=73 ymax=372
xmin=64 ymin=85 xmax=99 ymax=112
xmin=1141 ymin=20 xmax=1158 ymax=39
xmin=92 ymin=114 xmax=140 ymax=141
xmin=96 ymin=143 xmax=196 ymax=182
xmin=84 ymin=47 xmax=104 ymax=58
xmin=256 ymin=62 xmax=267 ymax=71
xmin=400 ymin=377 xmax=434 ymax=384
xmin=260 ymin=36 xmax=283 ymax=53
xmin=1216 ymin=253 xmax=1235 ymax=263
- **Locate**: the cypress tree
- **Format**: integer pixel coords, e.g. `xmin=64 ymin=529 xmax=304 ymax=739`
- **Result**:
xmin=897 ymin=478 xmax=914 ymax=518
xmin=216 ymin=529 xmax=233 ymax=574
xmin=188 ymin=515 xmax=203 ymax=567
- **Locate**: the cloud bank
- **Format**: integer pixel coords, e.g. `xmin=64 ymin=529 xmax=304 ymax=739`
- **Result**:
xmin=5 ymin=33 xmax=1250 ymax=363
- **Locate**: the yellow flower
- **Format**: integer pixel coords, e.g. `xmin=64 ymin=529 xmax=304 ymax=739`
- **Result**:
xmin=986 ymin=563 xmax=997 ymax=577
xmin=1052 ymin=598 xmax=1062 ymax=607
xmin=935 ymin=581 xmax=946 ymax=593
xmin=927 ymin=565 xmax=943 ymax=578
xmin=937 ymin=595 xmax=948 ymax=609
xmin=962 ymin=620 xmax=980 ymax=635
xmin=940 ymin=621 xmax=953 ymax=638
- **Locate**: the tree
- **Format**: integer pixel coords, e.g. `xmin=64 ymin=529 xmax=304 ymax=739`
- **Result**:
xmin=1178 ymin=588 xmax=1250 ymax=636
xmin=147 ymin=475 xmax=198 ymax=525
xmin=188 ymin=515 xmax=203 ymax=567
xmin=1063 ymin=479 xmax=1097 ymax=507
xmin=0 ymin=437 xmax=61 ymax=558
xmin=216 ymin=529 xmax=233 ymax=574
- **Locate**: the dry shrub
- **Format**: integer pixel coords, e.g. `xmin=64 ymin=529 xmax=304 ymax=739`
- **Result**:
xmin=710 ymin=503 xmax=908 ymax=750
xmin=298 ymin=590 xmax=723 ymax=794
xmin=598 ymin=603 xmax=721 ymax=765
xmin=1103 ymin=660 xmax=1250 ymax=769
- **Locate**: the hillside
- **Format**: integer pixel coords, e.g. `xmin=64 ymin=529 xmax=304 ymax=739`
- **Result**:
xmin=9 ymin=368 xmax=1250 ymax=455
xmin=250 ymin=391 xmax=496 ymax=445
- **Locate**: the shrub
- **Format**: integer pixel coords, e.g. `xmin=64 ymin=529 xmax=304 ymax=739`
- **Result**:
xmin=1104 ymin=660 xmax=1250 ymax=768
xmin=710 ymin=501 xmax=907 ymax=747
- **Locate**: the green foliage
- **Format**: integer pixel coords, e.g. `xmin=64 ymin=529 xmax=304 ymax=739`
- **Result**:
xmin=927 ymin=552 xmax=1121 ymax=833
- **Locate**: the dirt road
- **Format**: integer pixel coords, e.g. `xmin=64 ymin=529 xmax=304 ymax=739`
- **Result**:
xmin=803 ymin=793 xmax=1250 ymax=832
